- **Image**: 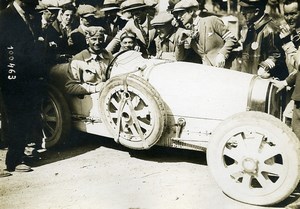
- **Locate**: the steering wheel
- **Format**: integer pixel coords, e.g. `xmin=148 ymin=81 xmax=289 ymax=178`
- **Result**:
xmin=105 ymin=50 xmax=130 ymax=80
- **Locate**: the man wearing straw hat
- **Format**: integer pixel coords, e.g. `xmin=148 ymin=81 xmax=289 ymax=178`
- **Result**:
xmin=100 ymin=0 xmax=127 ymax=37
xmin=106 ymin=0 xmax=156 ymax=57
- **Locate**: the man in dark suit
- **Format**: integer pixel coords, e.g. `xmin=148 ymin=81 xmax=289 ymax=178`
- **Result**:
xmin=100 ymin=0 xmax=127 ymax=37
xmin=0 ymin=0 xmax=47 ymax=175
xmin=69 ymin=4 xmax=97 ymax=55
xmin=45 ymin=3 xmax=77 ymax=63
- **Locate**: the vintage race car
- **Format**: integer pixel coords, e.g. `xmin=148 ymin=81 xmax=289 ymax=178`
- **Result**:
xmin=39 ymin=51 xmax=299 ymax=206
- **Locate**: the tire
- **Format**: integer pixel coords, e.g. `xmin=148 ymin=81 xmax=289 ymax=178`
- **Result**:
xmin=99 ymin=74 xmax=166 ymax=150
xmin=41 ymin=84 xmax=71 ymax=148
xmin=207 ymin=111 xmax=300 ymax=206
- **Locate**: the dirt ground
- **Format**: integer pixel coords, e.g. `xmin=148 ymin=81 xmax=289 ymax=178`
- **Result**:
xmin=0 ymin=132 xmax=298 ymax=209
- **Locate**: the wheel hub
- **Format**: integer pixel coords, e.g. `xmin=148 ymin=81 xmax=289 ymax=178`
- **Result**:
xmin=242 ymin=157 xmax=258 ymax=174
xmin=121 ymin=112 xmax=131 ymax=123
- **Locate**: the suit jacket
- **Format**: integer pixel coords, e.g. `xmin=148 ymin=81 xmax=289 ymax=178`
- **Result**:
xmin=191 ymin=16 xmax=237 ymax=67
xmin=69 ymin=26 xmax=87 ymax=55
xmin=283 ymin=42 xmax=300 ymax=101
xmin=45 ymin=20 xmax=77 ymax=56
xmin=104 ymin=16 xmax=127 ymax=37
xmin=65 ymin=49 xmax=113 ymax=95
xmin=106 ymin=17 xmax=156 ymax=57
xmin=240 ymin=14 xmax=288 ymax=79
xmin=0 ymin=4 xmax=46 ymax=94
xmin=154 ymin=27 xmax=187 ymax=61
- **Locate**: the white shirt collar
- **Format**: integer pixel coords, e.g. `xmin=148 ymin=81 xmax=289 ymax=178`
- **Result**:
xmin=41 ymin=16 xmax=49 ymax=27
xmin=141 ymin=16 xmax=149 ymax=28
xmin=80 ymin=24 xmax=88 ymax=33
xmin=254 ymin=14 xmax=266 ymax=26
xmin=85 ymin=51 xmax=104 ymax=62
xmin=13 ymin=1 xmax=26 ymax=22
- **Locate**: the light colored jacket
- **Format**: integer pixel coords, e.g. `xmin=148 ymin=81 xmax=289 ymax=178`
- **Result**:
xmin=154 ymin=27 xmax=187 ymax=61
xmin=65 ymin=49 xmax=113 ymax=95
xmin=190 ymin=16 xmax=237 ymax=67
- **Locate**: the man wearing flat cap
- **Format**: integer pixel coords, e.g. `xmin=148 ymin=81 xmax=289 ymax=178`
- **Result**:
xmin=65 ymin=21 xmax=113 ymax=95
xmin=69 ymin=4 xmax=97 ymax=55
xmin=101 ymin=0 xmax=127 ymax=37
xmin=151 ymin=12 xmax=187 ymax=61
xmin=106 ymin=0 xmax=156 ymax=58
xmin=173 ymin=0 xmax=238 ymax=68
xmin=239 ymin=0 xmax=289 ymax=79
xmin=0 ymin=0 xmax=48 ymax=175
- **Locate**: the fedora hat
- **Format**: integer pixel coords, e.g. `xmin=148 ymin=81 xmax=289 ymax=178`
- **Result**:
xmin=101 ymin=0 xmax=120 ymax=12
xmin=239 ymin=0 xmax=267 ymax=8
xmin=121 ymin=0 xmax=149 ymax=13
xmin=36 ymin=2 xmax=61 ymax=13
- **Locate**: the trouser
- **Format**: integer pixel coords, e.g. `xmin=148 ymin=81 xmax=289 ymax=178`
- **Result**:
xmin=292 ymin=101 xmax=300 ymax=140
xmin=1 ymin=84 xmax=46 ymax=168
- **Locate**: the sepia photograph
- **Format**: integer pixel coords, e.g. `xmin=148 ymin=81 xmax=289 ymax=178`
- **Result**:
xmin=0 ymin=0 xmax=300 ymax=208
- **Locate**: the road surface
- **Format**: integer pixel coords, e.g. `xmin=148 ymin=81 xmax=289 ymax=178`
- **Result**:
xmin=0 ymin=133 xmax=298 ymax=209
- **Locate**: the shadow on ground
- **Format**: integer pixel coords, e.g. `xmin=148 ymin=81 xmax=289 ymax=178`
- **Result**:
xmin=27 ymin=131 xmax=207 ymax=168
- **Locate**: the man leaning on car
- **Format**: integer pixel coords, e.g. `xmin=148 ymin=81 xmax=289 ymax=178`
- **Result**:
xmin=239 ymin=0 xmax=289 ymax=80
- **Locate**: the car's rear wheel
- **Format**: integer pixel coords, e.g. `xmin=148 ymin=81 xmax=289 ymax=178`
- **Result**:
xmin=207 ymin=111 xmax=300 ymax=206
xmin=100 ymin=74 xmax=166 ymax=150
xmin=41 ymin=85 xmax=71 ymax=148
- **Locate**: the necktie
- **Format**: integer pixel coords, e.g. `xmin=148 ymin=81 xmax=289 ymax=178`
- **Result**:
xmin=161 ymin=39 xmax=169 ymax=52
xmin=135 ymin=19 xmax=149 ymax=47
xmin=244 ymin=25 xmax=255 ymax=46
xmin=24 ymin=13 xmax=35 ymax=37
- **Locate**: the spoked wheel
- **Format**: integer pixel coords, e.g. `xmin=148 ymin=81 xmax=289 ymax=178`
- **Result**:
xmin=207 ymin=111 xmax=300 ymax=206
xmin=100 ymin=74 xmax=166 ymax=150
xmin=41 ymin=85 xmax=71 ymax=148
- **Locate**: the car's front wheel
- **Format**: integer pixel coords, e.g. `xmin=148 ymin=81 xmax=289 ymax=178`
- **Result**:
xmin=207 ymin=111 xmax=300 ymax=206
xmin=99 ymin=74 xmax=166 ymax=150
